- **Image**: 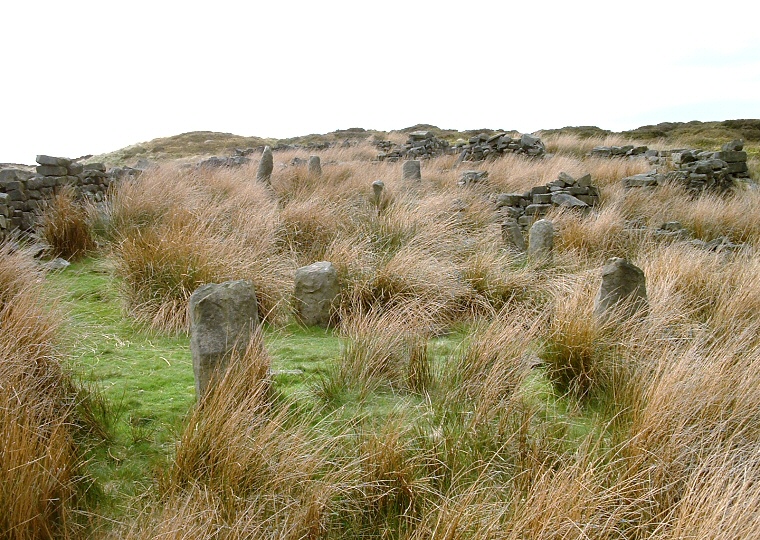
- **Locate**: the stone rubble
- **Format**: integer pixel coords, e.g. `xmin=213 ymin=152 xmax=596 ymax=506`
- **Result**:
xmin=375 ymin=131 xmax=453 ymax=162
xmin=455 ymin=132 xmax=546 ymax=162
xmin=494 ymin=172 xmax=600 ymax=232
xmin=610 ymin=140 xmax=750 ymax=194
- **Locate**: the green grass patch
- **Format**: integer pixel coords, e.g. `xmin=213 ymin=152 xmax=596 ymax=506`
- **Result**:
xmin=44 ymin=256 xmax=617 ymax=530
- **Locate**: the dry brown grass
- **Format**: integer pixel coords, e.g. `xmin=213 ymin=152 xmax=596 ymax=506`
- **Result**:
xmin=541 ymin=132 xmax=645 ymax=157
xmin=37 ymin=186 xmax=96 ymax=260
xmin=65 ymin=136 xmax=760 ymax=539
xmin=0 ymin=241 xmax=87 ymax=540
xmin=108 ymin=165 xmax=293 ymax=331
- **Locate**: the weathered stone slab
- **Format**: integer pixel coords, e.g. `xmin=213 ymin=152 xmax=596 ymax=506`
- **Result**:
xmin=722 ymin=140 xmax=743 ymax=152
xmin=726 ymin=161 xmax=749 ymax=174
xmin=36 ymin=165 xmax=68 ymax=176
xmin=551 ymin=192 xmax=588 ymax=208
xmin=36 ymin=155 xmax=72 ymax=167
xmin=67 ymin=162 xmax=84 ymax=176
xmin=714 ymin=150 xmax=746 ymax=163
xmin=496 ymin=193 xmax=525 ymax=207
xmin=525 ymin=203 xmax=551 ymax=215
xmin=623 ymin=174 xmax=659 ymax=188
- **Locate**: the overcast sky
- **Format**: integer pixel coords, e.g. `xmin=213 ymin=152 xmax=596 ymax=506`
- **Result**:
xmin=2 ymin=1 xmax=759 ymax=164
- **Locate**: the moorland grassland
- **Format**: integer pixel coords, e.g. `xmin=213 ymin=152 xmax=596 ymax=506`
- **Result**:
xmin=3 ymin=129 xmax=760 ymax=539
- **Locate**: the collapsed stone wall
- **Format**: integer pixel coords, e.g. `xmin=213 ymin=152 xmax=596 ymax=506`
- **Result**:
xmin=593 ymin=140 xmax=750 ymax=193
xmin=494 ymin=172 xmax=601 ymax=230
xmin=375 ymin=131 xmax=453 ymax=162
xmin=375 ymin=130 xmax=547 ymax=163
xmin=621 ymin=140 xmax=750 ymax=193
xmin=0 ymin=155 xmax=116 ymax=240
xmin=455 ymin=132 xmax=546 ymax=161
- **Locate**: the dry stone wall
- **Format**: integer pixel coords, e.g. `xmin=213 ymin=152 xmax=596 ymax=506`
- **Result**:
xmin=375 ymin=131 xmax=547 ymax=162
xmin=597 ymin=140 xmax=750 ymax=194
xmin=455 ymin=133 xmax=546 ymax=161
xmin=495 ymin=172 xmax=600 ymax=230
xmin=0 ymin=155 xmax=115 ymax=240
xmin=375 ymin=131 xmax=453 ymax=161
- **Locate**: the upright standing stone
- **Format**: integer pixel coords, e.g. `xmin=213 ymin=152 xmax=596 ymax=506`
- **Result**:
xmin=372 ymin=180 xmax=385 ymax=204
xmin=294 ymin=261 xmax=339 ymax=327
xmin=308 ymin=155 xmax=322 ymax=177
xmin=593 ymin=258 xmax=647 ymax=322
xmin=189 ymin=280 xmax=259 ymax=398
xmin=257 ymin=146 xmax=273 ymax=185
xmin=502 ymin=220 xmax=526 ymax=252
xmin=402 ymin=160 xmax=421 ymax=181
xmin=528 ymin=219 xmax=554 ymax=263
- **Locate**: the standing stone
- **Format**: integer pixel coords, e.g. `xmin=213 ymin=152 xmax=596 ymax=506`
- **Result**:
xmin=294 ymin=261 xmax=339 ymax=327
xmin=401 ymin=160 xmax=421 ymax=181
xmin=528 ymin=219 xmax=554 ymax=263
xmin=593 ymin=258 xmax=647 ymax=322
xmin=501 ymin=220 xmax=526 ymax=252
xmin=308 ymin=155 xmax=322 ymax=177
xmin=256 ymin=146 xmax=273 ymax=185
xmin=189 ymin=280 xmax=259 ymax=398
xmin=372 ymin=180 xmax=385 ymax=204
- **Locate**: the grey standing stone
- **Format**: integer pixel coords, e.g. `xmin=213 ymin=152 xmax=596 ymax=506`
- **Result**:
xmin=257 ymin=146 xmax=274 ymax=184
xmin=308 ymin=155 xmax=322 ymax=176
xmin=528 ymin=219 xmax=554 ymax=263
xmin=402 ymin=160 xmax=421 ymax=181
xmin=294 ymin=261 xmax=339 ymax=327
xmin=189 ymin=280 xmax=259 ymax=398
xmin=593 ymin=258 xmax=647 ymax=322
xmin=502 ymin=220 xmax=526 ymax=252
xmin=372 ymin=180 xmax=385 ymax=204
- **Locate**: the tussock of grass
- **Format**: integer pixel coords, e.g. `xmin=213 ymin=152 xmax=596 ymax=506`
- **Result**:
xmin=327 ymin=306 xmax=434 ymax=397
xmin=0 ymin=241 xmax=90 ymax=540
xmin=108 ymin=166 xmax=293 ymax=331
xmin=37 ymin=186 xmax=96 ymax=260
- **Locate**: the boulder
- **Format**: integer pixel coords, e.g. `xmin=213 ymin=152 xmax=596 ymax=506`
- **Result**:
xmin=294 ymin=261 xmax=339 ymax=327
xmin=593 ymin=258 xmax=647 ymax=323
xmin=189 ymin=280 xmax=259 ymax=398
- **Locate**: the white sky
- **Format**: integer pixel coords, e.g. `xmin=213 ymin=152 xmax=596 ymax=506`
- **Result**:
xmin=2 ymin=0 xmax=759 ymax=164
